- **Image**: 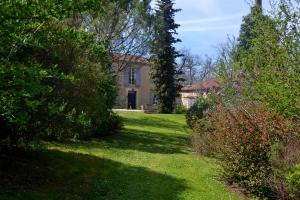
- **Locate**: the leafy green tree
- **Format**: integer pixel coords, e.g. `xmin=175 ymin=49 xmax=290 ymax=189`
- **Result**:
xmin=0 ymin=0 xmax=123 ymax=147
xmin=237 ymin=0 xmax=300 ymax=119
xmin=151 ymin=0 xmax=183 ymax=113
xmin=236 ymin=0 xmax=272 ymax=56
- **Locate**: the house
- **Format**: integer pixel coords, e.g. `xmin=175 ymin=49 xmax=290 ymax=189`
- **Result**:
xmin=113 ymin=55 xmax=156 ymax=110
xmin=112 ymin=53 xmax=220 ymax=111
xmin=180 ymin=78 xmax=220 ymax=109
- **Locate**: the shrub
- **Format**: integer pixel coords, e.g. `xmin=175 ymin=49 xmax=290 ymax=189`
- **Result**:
xmin=286 ymin=164 xmax=300 ymax=198
xmin=208 ymin=102 xmax=292 ymax=198
xmin=100 ymin=112 xmax=123 ymax=136
xmin=186 ymin=97 xmax=213 ymax=128
xmin=0 ymin=1 xmax=120 ymax=146
xmin=190 ymin=116 xmax=215 ymax=156
xmin=269 ymin=136 xmax=300 ymax=199
xmin=175 ymin=104 xmax=187 ymax=114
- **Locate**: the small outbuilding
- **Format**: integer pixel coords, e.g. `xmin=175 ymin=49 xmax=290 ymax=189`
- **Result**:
xmin=179 ymin=78 xmax=220 ymax=109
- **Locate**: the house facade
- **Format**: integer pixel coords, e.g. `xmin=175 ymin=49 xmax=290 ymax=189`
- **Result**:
xmin=113 ymin=56 xmax=156 ymax=110
xmin=180 ymin=78 xmax=220 ymax=109
xmin=113 ymin=54 xmax=220 ymax=111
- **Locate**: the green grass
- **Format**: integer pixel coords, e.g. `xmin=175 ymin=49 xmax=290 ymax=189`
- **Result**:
xmin=0 ymin=112 xmax=242 ymax=200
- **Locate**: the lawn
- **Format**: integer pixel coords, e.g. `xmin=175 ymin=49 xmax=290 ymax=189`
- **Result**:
xmin=0 ymin=112 xmax=242 ymax=200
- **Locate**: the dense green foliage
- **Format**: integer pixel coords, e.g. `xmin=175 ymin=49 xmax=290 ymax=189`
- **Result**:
xmin=189 ymin=1 xmax=300 ymax=199
xmin=186 ymin=97 xmax=213 ymax=128
xmin=286 ymin=164 xmax=300 ymax=197
xmin=151 ymin=0 xmax=183 ymax=113
xmin=237 ymin=4 xmax=273 ymax=56
xmin=0 ymin=0 xmax=121 ymax=147
xmin=175 ymin=104 xmax=187 ymax=114
xmin=237 ymin=1 xmax=300 ymax=119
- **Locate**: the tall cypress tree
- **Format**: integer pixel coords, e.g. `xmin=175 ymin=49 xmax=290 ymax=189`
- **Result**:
xmin=151 ymin=0 xmax=183 ymax=113
xmin=237 ymin=0 xmax=264 ymax=54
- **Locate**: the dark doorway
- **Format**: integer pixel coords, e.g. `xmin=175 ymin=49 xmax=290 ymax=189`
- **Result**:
xmin=128 ymin=91 xmax=137 ymax=109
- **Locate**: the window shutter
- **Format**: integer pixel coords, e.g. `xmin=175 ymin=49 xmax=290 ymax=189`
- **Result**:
xmin=149 ymin=92 xmax=155 ymax=105
xmin=123 ymin=67 xmax=129 ymax=86
xmin=149 ymin=92 xmax=152 ymax=105
xmin=136 ymin=67 xmax=141 ymax=86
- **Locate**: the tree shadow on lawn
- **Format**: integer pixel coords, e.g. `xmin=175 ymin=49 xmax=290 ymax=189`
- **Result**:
xmin=104 ymin=128 xmax=189 ymax=154
xmin=88 ymin=113 xmax=190 ymax=154
xmin=0 ymin=149 xmax=188 ymax=200
xmin=50 ymin=114 xmax=191 ymax=155
xmin=54 ymin=128 xmax=189 ymax=155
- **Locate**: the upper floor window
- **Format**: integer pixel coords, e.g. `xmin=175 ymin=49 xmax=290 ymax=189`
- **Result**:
xmin=129 ymin=67 xmax=136 ymax=85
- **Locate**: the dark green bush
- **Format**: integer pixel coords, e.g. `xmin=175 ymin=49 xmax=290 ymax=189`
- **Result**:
xmin=0 ymin=0 xmax=120 ymax=146
xmin=175 ymin=104 xmax=187 ymax=114
xmin=185 ymin=97 xmax=213 ymax=128
xmin=100 ymin=112 xmax=124 ymax=136
xmin=286 ymin=164 xmax=300 ymax=198
xmin=190 ymin=116 xmax=215 ymax=156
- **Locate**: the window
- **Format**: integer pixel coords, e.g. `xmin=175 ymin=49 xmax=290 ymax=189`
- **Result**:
xmin=149 ymin=92 xmax=157 ymax=105
xmin=188 ymin=98 xmax=195 ymax=109
xmin=129 ymin=67 xmax=136 ymax=85
xmin=153 ymin=94 xmax=157 ymax=105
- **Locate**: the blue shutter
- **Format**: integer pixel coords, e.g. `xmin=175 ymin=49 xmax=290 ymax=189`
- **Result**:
xmin=136 ymin=67 xmax=141 ymax=86
xmin=123 ymin=67 xmax=129 ymax=86
xmin=149 ymin=92 xmax=152 ymax=105
xmin=149 ymin=92 xmax=155 ymax=105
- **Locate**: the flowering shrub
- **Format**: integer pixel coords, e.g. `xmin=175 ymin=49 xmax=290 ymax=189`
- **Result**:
xmin=208 ymin=102 xmax=293 ymax=198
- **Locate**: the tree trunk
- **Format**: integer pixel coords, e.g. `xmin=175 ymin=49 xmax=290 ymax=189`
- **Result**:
xmin=255 ymin=0 xmax=262 ymax=8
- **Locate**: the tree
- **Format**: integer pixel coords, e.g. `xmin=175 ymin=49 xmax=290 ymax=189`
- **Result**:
xmin=151 ymin=0 xmax=183 ymax=113
xmin=178 ymin=49 xmax=201 ymax=85
xmin=256 ymin=0 xmax=262 ymax=7
xmin=0 ymin=0 xmax=125 ymax=147
xmin=237 ymin=0 xmax=265 ymax=55
xmin=235 ymin=0 xmax=300 ymax=119
xmin=84 ymin=0 xmax=154 ymax=72
xmin=178 ymin=50 xmax=217 ymax=85
xmin=198 ymin=56 xmax=218 ymax=82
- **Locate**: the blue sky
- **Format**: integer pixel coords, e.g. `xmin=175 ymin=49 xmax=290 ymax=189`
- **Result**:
xmin=155 ymin=0 xmax=271 ymax=57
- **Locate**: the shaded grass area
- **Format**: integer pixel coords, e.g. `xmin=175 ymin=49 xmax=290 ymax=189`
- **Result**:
xmin=0 ymin=150 xmax=186 ymax=200
xmin=0 ymin=112 xmax=242 ymax=200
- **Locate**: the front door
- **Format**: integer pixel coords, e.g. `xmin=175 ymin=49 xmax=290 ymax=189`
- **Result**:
xmin=128 ymin=91 xmax=137 ymax=109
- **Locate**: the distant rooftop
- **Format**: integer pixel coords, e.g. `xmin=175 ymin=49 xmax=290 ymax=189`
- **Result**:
xmin=181 ymin=78 xmax=220 ymax=92
xmin=110 ymin=53 xmax=153 ymax=65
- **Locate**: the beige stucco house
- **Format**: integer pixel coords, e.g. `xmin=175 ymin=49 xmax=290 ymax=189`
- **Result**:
xmin=113 ymin=55 xmax=156 ymax=110
xmin=180 ymin=78 xmax=220 ymax=109
xmin=112 ymin=54 xmax=220 ymax=111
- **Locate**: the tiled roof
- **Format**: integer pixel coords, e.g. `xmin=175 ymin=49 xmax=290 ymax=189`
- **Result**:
xmin=110 ymin=53 xmax=153 ymax=65
xmin=181 ymin=78 xmax=220 ymax=92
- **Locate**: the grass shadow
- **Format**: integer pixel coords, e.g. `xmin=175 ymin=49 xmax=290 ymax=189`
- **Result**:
xmin=103 ymin=128 xmax=188 ymax=154
xmin=52 ymin=128 xmax=189 ymax=155
xmin=51 ymin=114 xmax=190 ymax=155
xmin=0 ymin=149 xmax=188 ymax=200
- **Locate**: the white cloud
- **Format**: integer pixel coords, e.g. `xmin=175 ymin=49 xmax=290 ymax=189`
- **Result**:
xmin=178 ymin=12 xmax=245 ymax=25
xmin=179 ymin=24 xmax=240 ymax=32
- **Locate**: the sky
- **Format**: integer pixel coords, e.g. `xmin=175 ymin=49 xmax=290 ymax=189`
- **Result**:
xmin=153 ymin=0 xmax=271 ymax=57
